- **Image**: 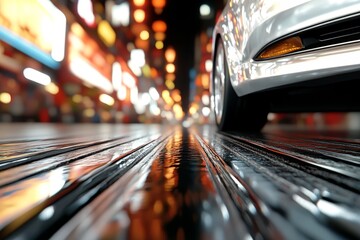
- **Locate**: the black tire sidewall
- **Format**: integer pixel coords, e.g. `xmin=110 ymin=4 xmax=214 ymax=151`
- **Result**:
xmin=214 ymin=39 xmax=238 ymax=131
xmin=214 ymin=38 xmax=268 ymax=132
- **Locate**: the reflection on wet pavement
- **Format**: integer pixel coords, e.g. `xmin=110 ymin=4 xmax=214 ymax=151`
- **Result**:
xmin=0 ymin=124 xmax=359 ymax=239
xmin=115 ymin=130 xmax=210 ymax=239
xmin=0 ymin=168 xmax=67 ymax=228
xmin=53 ymin=128 xmax=246 ymax=240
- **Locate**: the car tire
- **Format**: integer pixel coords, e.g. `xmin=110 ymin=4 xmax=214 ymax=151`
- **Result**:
xmin=213 ymin=38 xmax=268 ymax=132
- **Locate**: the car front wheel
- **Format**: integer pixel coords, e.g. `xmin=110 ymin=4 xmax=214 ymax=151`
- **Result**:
xmin=212 ymin=38 xmax=268 ymax=132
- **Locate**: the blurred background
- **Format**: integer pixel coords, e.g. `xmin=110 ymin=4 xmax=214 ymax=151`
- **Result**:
xmin=0 ymin=0 xmax=222 ymax=124
xmin=0 ymin=0 xmax=358 ymax=129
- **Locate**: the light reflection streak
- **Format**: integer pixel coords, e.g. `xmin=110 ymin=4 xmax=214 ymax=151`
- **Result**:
xmin=96 ymin=128 xmax=218 ymax=239
xmin=220 ymin=203 xmax=230 ymax=221
xmin=0 ymin=167 xmax=67 ymax=226
xmin=317 ymin=199 xmax=360 ymax=223
xmin=292 ymin=194 xmax=319 ymax=215
xmin=39 ymin=206 xmax=55 ymax=221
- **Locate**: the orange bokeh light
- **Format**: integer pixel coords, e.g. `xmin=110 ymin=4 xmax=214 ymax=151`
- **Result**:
xmin=134 ymin=9 xmax=145 ymax=23
xmin=152 ymin=20 xmax=167 ymax=32
xmin=165 ymin=47 xmax=176 ymax=62
xmin=152 ymin=0 xmax=166 ymax=8
xmin=134 ymin=0 xmax=145 ymax=7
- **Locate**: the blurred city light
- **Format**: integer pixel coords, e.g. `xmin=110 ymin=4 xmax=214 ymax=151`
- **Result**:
xmin=152 ymin=0 xmax=166 ymax=9
xmin=134 ymin=102 xmax=146 ymax=114
xmin=130 ymin=49 xmax=146 ymax=67
xmin=140 ymin=30 xmax=150 ymax=41
xmin=199 ymin=4 xmax=211 ymax=17
xmin=98 ymin=20 xmax=116 ymax=46
xmin=45 ymin=82 xmax=59 ymax=95
xmin=0 ymin=92 xmax=11 ymax=104
xmin=136 ymin=99 xmax=148 ymax=113
xmin=69 ymin=59 xmax=113 ymax=93
xmin=109 ymin=2 xmax=130 ymax=26
xmin=152 ymin=20 xmax=167 ymax=32
xmin=205 ymin=60 xmax=212 ymax=72
xmin=99 ymin=94 xmax=115 ymax=106
xmin=123 ymin=72 xmax=136 ymax=89
xmin=134 ymin=0 xmax=145 ymax=7
xmin=165 ymin=47 xmax=176 ymax=62
xmin=23 ymin=68 xmax=51 ymax=86
xmin=77 ymin=0 xmax=96 ymax=26
xmin=201 ymin=74 xmax=210 ymax=89
xmin=117 ymin=86 xmax=127 ymax=101
xmin=173 ymin=103 xmax=184 ymax=120
xmin=155 ymin=41 xmax=164 ymax=49
xmin=150 ymin=104 xmax=161 ymax=116
xmin=171 ymin=89 xmax=182 ymax=103
xmin=127 ymin=60 xmax=142 ymax=76
xmin=112 ymin=62 xmax=122 ymax=91
xmin=202 ymin=94 xmax=210 ymax=106
xmin=162 ymin=90 xmax=174 ymax=106
xmin=165 ymin=80 xmax=175 ymax=90
xmin=189 ymin=105 xmax=198 ymax=115
xmin=72 ymin=94 xmax=83 ymax=103
xmin=142 ymin=65 xmax=151 ymax=77
xmin=140 ymin=93 xmax=151 ymax=105
xmin=46 ymin=0 xmax=67 ymax=62
xmin=202 ymin=107 xmax=211 ymax=117
xmin=166 ymin=63 xmax=175 ymax=73
xmin=83 ymin=108 xmax=95 ymax=118
xmin=150 ymin=68 xmax=158 ymax=78
xmin=149 ymin=87 xmax=160 ymax=101
xmin=134 ymin=9 xmax=145 ymax=23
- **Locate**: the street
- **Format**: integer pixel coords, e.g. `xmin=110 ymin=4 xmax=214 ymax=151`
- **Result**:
xmin=1 ymin=1 xmax=360 ymax=239
xmin=0 ymin=123 xmax=359 ymax=239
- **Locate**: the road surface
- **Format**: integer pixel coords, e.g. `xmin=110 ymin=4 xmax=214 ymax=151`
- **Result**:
xmin=0 ymin=123 xmax=359 ymax=239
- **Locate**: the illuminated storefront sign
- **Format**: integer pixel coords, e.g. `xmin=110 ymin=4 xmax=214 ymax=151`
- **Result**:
xmin=68 ymin=23 xmax=113 ymax=93
xmin=0 ymin=0 xmax=66 ymax=68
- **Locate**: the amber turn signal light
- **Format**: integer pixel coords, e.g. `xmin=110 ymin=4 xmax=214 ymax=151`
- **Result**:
xmin=258 ymin=36 xmax=304 ymax=59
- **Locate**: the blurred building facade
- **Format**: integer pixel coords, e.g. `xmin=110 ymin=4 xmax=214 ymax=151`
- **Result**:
xmin=0 ymin=0 xmax=183 ymax=123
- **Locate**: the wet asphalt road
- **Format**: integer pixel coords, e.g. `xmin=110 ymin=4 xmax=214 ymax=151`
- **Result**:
xmin=0 ymin=123 xmax=359 ymax=240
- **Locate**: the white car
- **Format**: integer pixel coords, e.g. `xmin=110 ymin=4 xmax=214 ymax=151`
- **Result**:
xmin=211 ymin=0 xmax=360 ymax=131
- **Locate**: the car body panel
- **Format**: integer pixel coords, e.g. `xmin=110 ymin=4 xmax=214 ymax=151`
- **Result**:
xmin=213 ymin=0 xmax=360 ymax=97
